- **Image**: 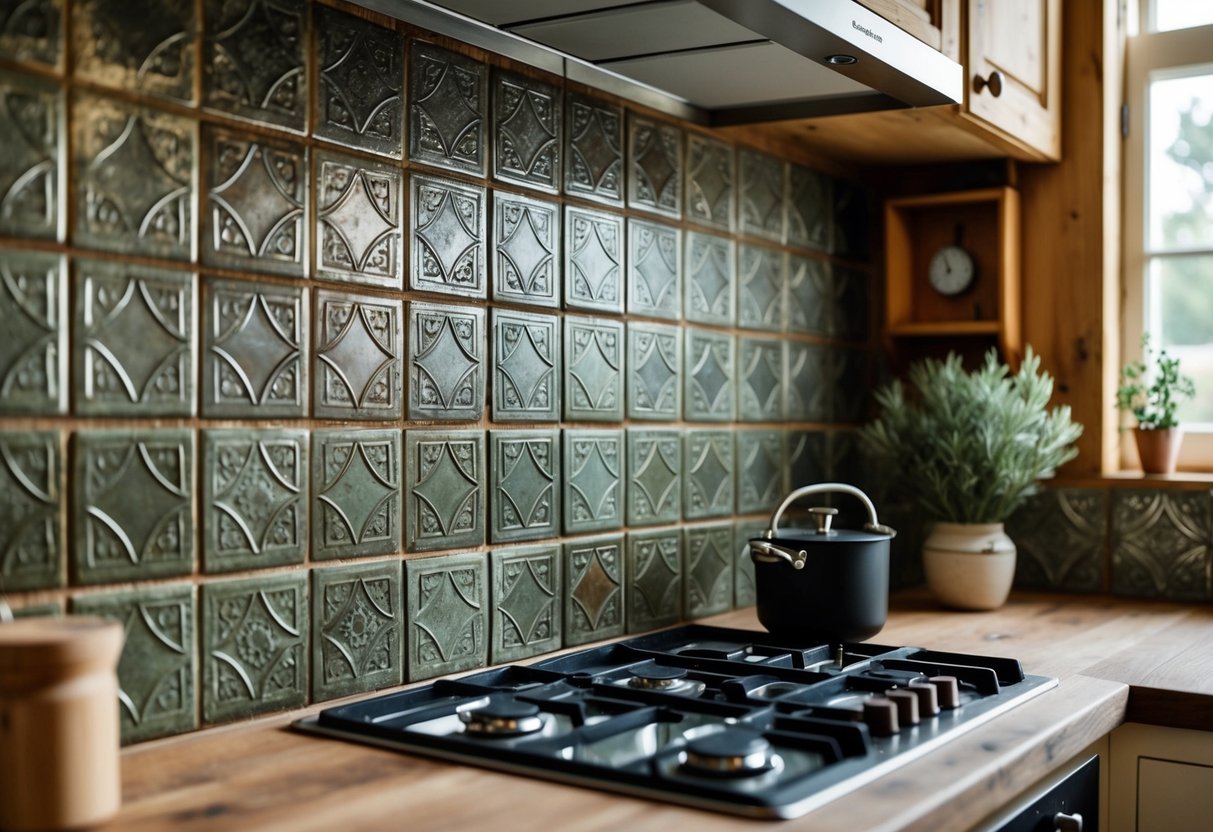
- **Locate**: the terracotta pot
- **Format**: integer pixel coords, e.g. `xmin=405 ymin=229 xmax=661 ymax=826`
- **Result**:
xmin=1133 ymin=427 xmax=1183 ymax=474
xmin=922 ymin=522 xmax=1016 ymax=611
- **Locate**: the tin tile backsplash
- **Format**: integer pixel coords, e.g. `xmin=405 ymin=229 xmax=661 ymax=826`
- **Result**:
xmin=0 ymin=0 xmax=875 ymax=743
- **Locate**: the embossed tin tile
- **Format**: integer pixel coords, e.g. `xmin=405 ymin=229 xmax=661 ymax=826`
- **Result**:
xmin=408 ymin=39 xmax=486 ymax=175
xmin=684 ymin=231 xmax=734 ymax=325
xmin=733 ymin=520 xmax=763 ymax=608
xmin=784 ymin=341 xmax=828 ymax=422
xmin=73 ymin=260 xmax=195 ymax=417
xmin=314 ymin=5 xmax=402 ymax=157
xmin=564 ymin=534 xmax=624 ymax=646
xmin=564 ymin=315 xmax=623 ymax=422
xmin=736 ymin=430 xmax=784 ymax=515
xmin=491 ymin=308 xmax=558 ymax=422
xmin=685 ymin=133 xmax=732 ymax=231
xmin=627 ymin=528 xmax=681 ymax=633
xmin=832 ymin=348 xmax=868 ymax=424
xmin=0 ymin=0 xmax=61 ymax=67
xmin=565 ymin=205 xmax=622 ymax=313
xmin=202 ymin=428 xmax=306 ymax=573
xmin=409 ymin=300 xmax=484 ymax=421
xmin=1111 ymin=489 xmax=1211 ymax=601
xmin=406 ymin=551 xmax=488 ymax=681
xmin=564 ymin=91 xmax=621 ymax=206
xmin=410 ymin=171 xmax=486 ymax=298
xmin=684 ymin=430 xmax=734 ymax=520
xmin=832 ymin=264 xmax=869 ymax=340
xmin=203 ymin=126 xmax=307 ymax=276
xmin=491 ymin=544 xmax=561 ymax=663
xmin=490 ymin=429 xmax=559 ymax=544
xmin=627 ymin=114 xmax=681 ymax=219
xmin=0 ymin=70 xmax=62 ymax=240
xmin=786 ymin=163 xmax=830 ymax=251
xmin=202 ymin=573 xmax=307 ymax=724
xmin=73 ymin=429 xmax=194 ymax=584
xmin=624 ymin=327 xmax=675 ymax=424
xmin=738 ymin=148 xmax=785 ymax=242
xmin=73 ymin=584 xmax=196 ymax=743
xmin=684 ymin=522 xmax=733 ymax=617
xmin=312 ymin=429 xmax=401 ymax=561
xmin=785 ymin=430 xmax=828 ymax=493
xmin=203 ymin=0 xmax=308 ymax=133
xmin=627 ymin=429 xmax=681 ymax=527
xmin=627 ymin=218 xmax=680 ymax=320
xmin=202 ymin=277 xmax=307 ymax=418
xmin=738 ymin=336 xmax=784 ymax=422
xmin=563 ymin=428 xmax=623 ymax=534
xmin=0 ymin=430 xmax=61 ymax=591
xmin=492 ymin=190 xmax=558 ymax=308
xmin=312 ymin=560 xmax=403 ymax=701
xmin=314 ymin=149 xmax=403 ymax=289
xmin=406 ymin=429 xmax=485 ymax=553
xmin=786 ymin=254 xmax=830 ymax=335
xmin=1007 ymin=488 xmax=1106 ymax=593
xmin=313 ymin=289 xmax=402 ymax=421
xmin=493 ymin=68 xmax=560 ymax=193
xmin=833 ymin=178 xmax=869 ymax=259
xmin=0 ymin=250 xmax=65 ymax=414
xmin=72 ymin=0 xmax=195 ymax=103
xmin=684 ymin=328 xmax=734 ymax=422
xmin=737 ymin=244 xmax=784 ymax=330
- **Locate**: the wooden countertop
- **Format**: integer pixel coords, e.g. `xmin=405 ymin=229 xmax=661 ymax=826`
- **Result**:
xmin=104 ymin=591 xmax=1213 ymax=832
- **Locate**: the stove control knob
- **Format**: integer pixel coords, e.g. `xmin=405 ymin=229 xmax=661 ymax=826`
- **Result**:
xmin=885 ymin=690 xmax=920 ymax=726
xmin=907 ymin=682 xmax=940 ymax=716
xmin=928 ymin=676 xmax=961 ymax=710
xmin=863 ymin=697 xmax=900 ymax=737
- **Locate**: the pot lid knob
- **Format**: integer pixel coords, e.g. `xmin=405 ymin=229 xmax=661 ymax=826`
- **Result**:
xmin=808 ymin=506 xmax=838 ymax=534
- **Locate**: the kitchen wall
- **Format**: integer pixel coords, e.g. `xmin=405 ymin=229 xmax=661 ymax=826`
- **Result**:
xmin=0 ymin=0 xmax=876 ymax=742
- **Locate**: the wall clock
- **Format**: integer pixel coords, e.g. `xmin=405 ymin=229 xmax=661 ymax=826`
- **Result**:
xmin=928 ymin=244 xmax=975 ymax=296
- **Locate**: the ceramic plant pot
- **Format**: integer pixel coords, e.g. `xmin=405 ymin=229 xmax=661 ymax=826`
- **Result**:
xmin=1133 ymin=426 xmax=1183 ymax=475
xmin=922 ymin=522 xmax=1016 ymax=611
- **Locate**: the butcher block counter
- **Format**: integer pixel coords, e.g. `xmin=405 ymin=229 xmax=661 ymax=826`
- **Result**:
xmin=99 ymin=591 xmax=1213 ymax=832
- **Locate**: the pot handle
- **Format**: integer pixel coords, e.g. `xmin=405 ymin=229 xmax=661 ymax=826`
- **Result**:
xmin=764 ymin=482 xmax=896 ymax=539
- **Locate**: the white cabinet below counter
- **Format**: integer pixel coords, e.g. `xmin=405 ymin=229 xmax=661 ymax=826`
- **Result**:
xmin=1110 ymin=723 xmax=1213 ymax=832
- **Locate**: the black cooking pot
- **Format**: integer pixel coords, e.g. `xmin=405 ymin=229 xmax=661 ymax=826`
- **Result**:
xmin=749 ymin=483 xmax=896 ymax=643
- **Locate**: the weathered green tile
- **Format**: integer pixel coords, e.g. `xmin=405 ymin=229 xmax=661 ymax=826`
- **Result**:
xmin=738 ymin=336 xmax=783 ymax=421
xmin=408 ymin=300 xmax=484 ymax=421
xmin=626 ymin=528 xmax=681 ymax=633
xmin=202 ymin=277 xmax=308 ymax=417
xmin=684 ymin=231 xmax=734 ymax=325
xmin=492 ymin=308 xmax=558 ymax=422
xmin=1111 ymin=489 xmax=1211 ymax=601
xmin=73 ymin=260 xmax=195 ymax=417
xmin=564 ymin=91 xmax=622 ymax=206
xmin=627 ymin=218 xmax=680 ymax=320
xmin=684 ymin=430 xmax=734 ymax=520
xmin=406 ymin=551 xmax=487 ymax=681
xmin=736 ymin=429 xmax=784 ymax=515
xmin=202 ymin=573 xmax=307 ymax=724
xmin=311 ymin=560 xmax=403 ymax=702
xmin=409 ymin=172 xmax=486 ymax=298
xmin=785 ymin=430 xmax=828 ymax=492
xmin=11 ymin=601 xmax=61 ymax=618
xmin=832 ymin=347 xmax=868 ymax=423
xmin=787 ymin=163 xmax=830 ymax=251
xmin=312 ymin=429 xmax=401 ymax=560
xmin=493 ymin=68 xmax=560 ymax=193
xmin=0 ymin=250 xmax=65 ymax=414
xmin=627 ymin=429 xmax=681 ymax=527
xmin=406 ymin=429 xmax=485 ymax=553
xmin=684 ymin=522 xmax=733 ymax=618
xmin=564 ymin=315 xmax=623 ymax=422
xmin=202 ymin=429 xmax=307 ymax=573
xmin=314 ymin=148 xmax=404 ymax=289
xmin=737 ymin=244 xmax=784 ymax=331
xmin=832 ymin=264 xmax=870 ymax=340
xmin=628 ymin=113 xmax=681 ymax=219
xmin=0 ymin=69 xmax=62 ymax=240
xmin=786 ymin=254 xmax=830 ymax=335
xmin=72 ymin=0 xmax=195 ymax=103
xmin=491 ymin=544 xmax=561 ymax=663
xmin=0 ymin=430 xmax=62 ymax=591
xmin=491 ymin=191 xmax=559 ymax=308
xmin=313 ymin=288 xmax=402 ymax=420
xmin=73 ymin=429 xmax=194 ymax=585
xmin=565 ymin=206 xmax=623 ymax=313
xmin=733 ymin=520 xmax=764 ymax=607
xmin=1008 ymin=488 xmax=1106 ymax=592
xmin=409 ymin=39 xmax=487 ymax=176
xmin=73 ymin=583 xmax=196 ymax=743
xmin=490 ymin=429 xmax=559 ymax=544
xmin=0 ymin=0 xmax=62 ymax=68
xmin=833 ymin=178 xmax=869 ymax=259
xmin=564 ymin=534 xmax=624 ymax=646
xmin=563 ymin=428 xmax=623 ymax=534
xmin=684 ymin=328 xmax=734 ymax=422
xmin=785 ymin=341 xmax=828 ymax=422
xmin=685 ymin=132 xmax=733 ymax=232
xmin=627 ymin=321 xmax=680 ymax=421
xmin=738 ymin=148 xmax=784 ymax=242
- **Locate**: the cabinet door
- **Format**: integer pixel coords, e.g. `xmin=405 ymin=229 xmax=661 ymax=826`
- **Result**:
xmin=1110 ymin=723 xmax=1213 ymax=832
xmin=966 ymin=0 xmax=1061 ymax=160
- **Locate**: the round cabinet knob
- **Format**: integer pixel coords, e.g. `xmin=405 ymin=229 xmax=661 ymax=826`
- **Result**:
xmin=862 ymin=697 xmax=900 ymax=737
xmin=1054 ymin=811 xmax=1083 ymax=832
xmin=906 ymin=682 xmax=940 ymax=716
xmin=973 ymin=70 xmax=1004 ymax=97
xmin=885 ymin=690 xmax=920 ymax=726
xmin=928 ymin=675 xmax=961 ymax=710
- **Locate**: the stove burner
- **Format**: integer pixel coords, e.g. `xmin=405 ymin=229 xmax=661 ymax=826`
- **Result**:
xmin=681 ymin=728 xmax=775 ymax=777
xmin=459 ymin=696 xmax=544 ymax=737
xmin=625 ymin=666 xmax=707 ymax=696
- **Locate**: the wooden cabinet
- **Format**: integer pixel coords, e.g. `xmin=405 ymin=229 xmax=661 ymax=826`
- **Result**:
xmin=1110 ymin=724 xmax=1213 ymax=832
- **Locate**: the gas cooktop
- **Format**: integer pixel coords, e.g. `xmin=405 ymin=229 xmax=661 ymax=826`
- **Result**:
xmin=293 ymin=626 xmax=1056 ymax=819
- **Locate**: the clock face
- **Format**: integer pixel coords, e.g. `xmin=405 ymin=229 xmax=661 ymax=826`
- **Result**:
xmin=928 ymin=245 xmax=975 ymax=296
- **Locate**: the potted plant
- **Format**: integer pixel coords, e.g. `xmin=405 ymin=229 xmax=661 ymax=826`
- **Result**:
xmin=1116 ymin=335 xmax=1195 ymax=474
xmin=859 ymin=348 xmax=1082 ymax=610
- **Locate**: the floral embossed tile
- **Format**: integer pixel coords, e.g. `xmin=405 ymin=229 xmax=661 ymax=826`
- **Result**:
xmin=72 ymin=0 xmax=196 ymax=103
xmin=490 ymin=429 xmax=559 ymax=544
xmin=563 ymin=428 xmax=623 ymax=535
xmin=406 ymin=551 xmax=488 ymax=681
xmin=0 ymin=430 xmax=62 ymax=591
xmin=735 ymin=429 xmax=784 ymax=515
xmin=314 ymin=149 xmax=403 ymax=290
xmin=684 ymin=430 xmax=734 ymax=520
xmin=311 ymin=428 xmax=401 ymax=561
xmin=491 ymin=308 xmax=558 ymax=423
xmin=408 ymin=301 xmax=484 ymax=421
xmin=409 ymin=172 xmax=486 ymax=298
xmin=684 ymin=231 xmax=734 ymax=326
xmin=493 ymin=68 xmax=560 ymax=193
xmin=564 ymin=205 xmax=623 ymax=314
xmin=0 ymin=69 xmax=62 ymax=241
xmin=491 ymin=190 xmax=559 ymax=308
xmin=737 ymin=148 xmax=785 ymax=243
xmin=409 ymin=39 xmax=486 ymax=176
xmin=627 ymin=321 xmax=680 ymax=421
xmin=737 ymin=336 xmax=784 ymax=422
xmin=0 ymin=250 xmax=66 ymax=415
xmin=1007 ymin=488 xmax=1106 ymax=593
xmin=684 ymin=328 xmax=734 ymax=422
xmin=564 ymin=92 xmax=622 ymax=206
xmin=684 ymin=522 xmax=733 ymax=618
xmin=685 ymin=133 xmax=733 ymax=232
xmin=628 ymin=429 xmax=681 ymax=528
xmin=406 ymin=429 xmax=485 ymax=553
xmin=564 ymin=534 xmax=624 ymax=646
xmin=313 ymin=289 xmax=402 ymax=421
xmin=627 ymin=218 xmax=680 ymax=320
xmin=564 ymin=315 xmax=623 ymax=422
xmin=1111 ymin=489 xmax=1211 ymax=601
xmin=314 ymin=5 xmax=402 ymax=158
xmin=626 ymin=528 xmax=681 ymax=633
xmin=0 ymin=0 xmax=62 ymax=68
xmin=491 ymin=544 xmax=561 ymax=663
xmin=311 ymin=560 xmax=403 ymax=702
xmin=627 ymin=114 xmax=681 ymax=219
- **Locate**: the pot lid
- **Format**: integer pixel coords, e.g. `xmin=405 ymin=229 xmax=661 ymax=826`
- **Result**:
xmin=758 ymin=526 xmax=895 ymax=546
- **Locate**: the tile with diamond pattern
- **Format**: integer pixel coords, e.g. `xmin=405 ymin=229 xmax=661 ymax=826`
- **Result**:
xmin=684 ymin=327 xmax=733 ymax=422
xmin=1007 ymin=488 xmax=1106 ymax=593
xmin=490 ymin=429 xmax=559 ymax=544
xmin=627 ymin=429 xmax=681 ymax=527
xmin=406 ymin=429 xmax=485 ymax=553
xmin=785 ymin=341 xmax=828 ymax=422
xmin=493 ymin=68 xmax=560 ymax=193
xmin=737 ymin=244 xmax=784 ymax=330
xmin=684 ymin=230 xmax=734 ymax=325
xmin=311 ymin=429 xmax=400 ymax=561
xmin=0 ymin=250 xmax=65 ymax=415
xmin=738 ymin=148 xmax=784 ymax=242
xmin=564 ymin=315 xmax=623 ymax=422
xmin=627 ymin=528 xmax=681 ymax=633
xmin=492 ymin=308 xmax=558 ymax=422
xmin=492 ymin=191 xmax=559 ymax=308
xmin=72 ymin=0 xmax=195 ymax=103
xmin=684 ymin=523 xmax=733 ymax=617
xmin=787 ymin=163 xmax=830 ymax=251
xmin=0 ymin=430 xmax=62 ymax=591
xmin=564 ymin=205 xmax=623 ymax=314
xmin=312 ymin=560 xmax=403 ymax=701
xmin=491 ymin=544 xmax=561 ymax=663
xmin=735 ymin=429 xmax=784 ymax=515
xmin=627 ymin=322 xmax=679 ymax=421
xmin=785 ymin=430 xmax=829 ymax=493
xmin=627 ymin=113 xmax=680 ymax=219
xmin=408 ymin=39 xmax=486 ymax=176
xmin=408 ymin=301 xmax=484 ymax=421
xmin=564 ymin=534 xmax=624 ymax=646
xmin=0 ymin=0 xmax=62 ymax=68
xmin=832 ymin=264 xmax=870 ymax=340
xmin=737 ymin=336 xmax=784 ymax=422
xmin=733 ymin=520 xmax=764 ymax=607
xmin=314 ymin=149 xmax=403 ymax=289
xmin=786 ymin=254 xmax=830 ymax=336
xmin=684 ymin=430 xmax=734 ymax=520
xmin=406 ymin=551 xmax=487 ymax=681
xmin=564 ymin=91 xmax=622 ymax=206
xmin=563 ymin=428 xmax=623 ymax=534
xmin=409 ymin=172 xmax=486 ymax=298
xmin=627 ymin=218 xmax=680 ymax=320
xmin=0 ymin=69 xmax=62 ymax=240
xmin=313 ymin=289 xmax=402 ymax=421
xmin=314 ymin=6 xmax=402 ymax=157
xmin=685 ymin=133 xmax=732 ymax=231
xmin=1111 ymin=489 xmax=1211 ymax=601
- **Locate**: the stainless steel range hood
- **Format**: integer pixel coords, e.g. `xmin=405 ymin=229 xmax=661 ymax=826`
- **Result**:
xmin=356 ymin=0 xmax=963 ymax=125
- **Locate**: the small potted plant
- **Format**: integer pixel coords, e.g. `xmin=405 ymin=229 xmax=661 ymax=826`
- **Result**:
xmin=1116 ymin=335 xmax=1195 ymax=474
xmin=860 ymin=348 xmax=1082 ymax=610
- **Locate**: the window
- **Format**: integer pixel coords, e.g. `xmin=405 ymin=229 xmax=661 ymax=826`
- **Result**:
xmin=1124 ymin=1 xmax=1213 ymax=468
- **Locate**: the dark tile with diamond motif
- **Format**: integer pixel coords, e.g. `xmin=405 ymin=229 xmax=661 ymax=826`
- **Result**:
xmin=312 ymin=428 xmax=401 ymax=561
xmin=313 ymin=289 xmax=402 ymax=421
xmin=0 ymin=250 xmax=65 ymax=415
xmin=202 ymin=428 xmax=306 ymax=573
xmin=564 ymin=534 xmax=624 ymax=646
xmin=312 ymin=560 xmax=403 ymax=701
xmin=684 ymin=231 xmax=734 ymax=325
xmin=627 ymin=114 xmax=680 ymax=219
xmin=202 ymin=573 xmax=307 ymax=724
xmin=787 ymin=164 xmax=830 ymax=251
xmin=73 ymin=429 xmax=194 ymax=584
xmin=565 ymin=206 xmax=622 ymax=314
xmin=493 ymin=68 xmax=560 ymax=193
xmin=408 ymin=301 xmax=484 ymax=421
xmin=786 ymin=254 xmax=830 ymax=336
xmin=784 ymin=341 xmax=828 ymax=422
xmin=492 ymin=191 xmax=559 ymax=308
xmin=409 ymin=39 xmax=486 ymax=175
xmin=491 ymin=544 xmax=561 ymax=663
xmin=685 ymin=431 xmax=733 ymax=520
xmin=685 ymin=133 xmax=732 ymax=232
xmin=627 ymin=429 xmax=681 ymax=527
xmin=626 ymin=528 xmax=681 ymax=633
xmin=0 ymin=430 xmax=62 ymax=591
xmin=406 ymin=429 xmax=485 ymax=553
xmin=785 ymin=430 xmax=828 ymax=493
xmin=833 ymin=178 xmax=870 ymax=259
xmin=736 ymin=430 xmax=784 ymax=515
xmin=314 ymin=5 xmax=402 ymax=157
xmin=1111 ymin=489 xmax=1211 ymax=601
xmin=491 ymin=309 xmax=558 ymax=422
xmin=72 ymin=0 xmax=195 ymax=103
xmin=733 ymin=520 xmax=763 ymax=608
xmin=565 ymin=91 xmax=621 ymax=206
xmin=627 ymin=322 xmax=680 ymax=421
xmin=406 ymin=551 xmax=488 ymax=680
xmin=684 ymin=522 xmax=733 ymax=617
xmin=563 ymin=428 xmax=623 ymax=534
xmin=832 ymin=265 xmax=870 ymax=340
xmin=490 ymin=429 xmax=559 ymax=544
xmin=627 ymin=219 xmax=680 ymax=320
xmin=1007 ymin=488 xmax=1106 ymax=593
xmin=684 ymin=328 xmax=733 ymax=422
xmin=737 ymin=244 xmax=784 ymax=330
xmin=738 ymin=148 xmax=784 ymax=243
xmin=0 ymin=69 xmax=62 ymax=240
xmin=0 ymin=0 xmax=61 ymax=67
xmin=410 ymin=172 xmax=486 ymax=298
xmin=831 ymin=348 xmax=868 ymax=424
xmin=564 ymin=315 xmax=622 ymax=422
xmin=73 ymin=584 xmax=196 ymax=743
xmin=314 ymin=149 xmax=403 ymax=289
xmin=738 ymin=336 xmax=784 ymax=422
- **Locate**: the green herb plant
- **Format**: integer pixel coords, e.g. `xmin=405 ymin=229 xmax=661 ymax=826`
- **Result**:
xmin=1116 ymin=334 xmax=1195 ymax=430
xmin=859 ymin=347 xmax=1082 ymax=524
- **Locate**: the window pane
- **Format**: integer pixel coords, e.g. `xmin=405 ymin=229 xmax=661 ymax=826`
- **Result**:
xmin=1154 ymin=254 xmax=1213 ymax=424
xmin=1148 ymin=73 xmax=1213 ymax=250
xmin=1153 ymin=1 xmax=1213 ymax=32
